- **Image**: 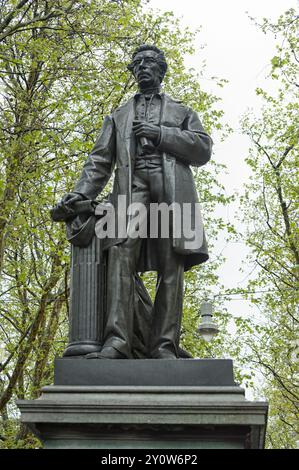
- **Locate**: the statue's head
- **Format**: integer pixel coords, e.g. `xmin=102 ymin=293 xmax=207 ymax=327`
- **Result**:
xmin=127 ymin=44 xmax=167 ymax=88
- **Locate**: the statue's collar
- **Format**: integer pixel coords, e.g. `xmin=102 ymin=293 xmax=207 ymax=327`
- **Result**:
xmin=134 ymin=87 xmax=162 ymax=99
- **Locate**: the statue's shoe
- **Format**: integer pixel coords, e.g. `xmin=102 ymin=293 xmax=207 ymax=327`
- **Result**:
xmin=152 ymin=351 xmax=178 ymax=360
xmin=86 ymin=346 xmax=127 ymax=359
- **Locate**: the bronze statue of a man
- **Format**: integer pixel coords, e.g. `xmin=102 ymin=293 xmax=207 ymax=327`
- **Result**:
xmin=61 ymin=44 xmax=212 ymax=359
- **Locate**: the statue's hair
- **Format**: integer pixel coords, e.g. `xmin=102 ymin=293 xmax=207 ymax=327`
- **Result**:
xmin=127 ymin=44 xmax=167 ymax=81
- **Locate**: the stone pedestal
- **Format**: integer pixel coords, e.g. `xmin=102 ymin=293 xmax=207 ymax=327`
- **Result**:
xmin=17 ymin=359 xmax=268 ymax=449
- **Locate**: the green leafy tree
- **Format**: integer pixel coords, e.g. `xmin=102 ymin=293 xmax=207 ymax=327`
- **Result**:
xmin=0 ymin=0 xmax=231 ymax=447
xmin=235 ymin=9 xmax=299 ymax=448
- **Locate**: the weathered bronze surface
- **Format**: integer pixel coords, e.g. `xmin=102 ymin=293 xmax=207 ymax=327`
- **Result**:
xmin=53 ymin=45 xmax=212 ymax=359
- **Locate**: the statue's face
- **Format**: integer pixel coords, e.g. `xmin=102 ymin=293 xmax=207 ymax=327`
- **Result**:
xmin=132 ymin=50 xmax=162 ymax=88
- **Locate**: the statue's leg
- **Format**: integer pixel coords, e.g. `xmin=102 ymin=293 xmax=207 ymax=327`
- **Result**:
xmin=100 ymin=171 xmax=150 ymax=359
xmin=149 ymin=237 xmax=185 ymax=359
xmin=100 ymin=239 xmax=141 ymax=358
xmin=146 ymin=163 xmax=185 ymax=359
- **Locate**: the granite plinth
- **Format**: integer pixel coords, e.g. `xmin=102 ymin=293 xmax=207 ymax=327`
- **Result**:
xmin=17 ymin=359 xmax=268 ymax=449
xmin=54 ymin=358 xmax=235 ymax=386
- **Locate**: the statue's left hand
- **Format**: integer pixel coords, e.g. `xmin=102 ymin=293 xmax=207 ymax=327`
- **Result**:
xmin=50 ymin=193 xmax=85 ymax=222
xmin=132 ymin=120 xmax=161 ymax=145
xmin=61 ymin=192 xmax=84 ymax=206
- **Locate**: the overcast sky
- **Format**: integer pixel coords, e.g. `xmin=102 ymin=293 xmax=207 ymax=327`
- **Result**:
xmin=147 ymin=0 xmax=297 ymax=346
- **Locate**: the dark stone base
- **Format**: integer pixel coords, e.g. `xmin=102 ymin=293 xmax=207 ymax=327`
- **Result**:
xmin=54 ymin=358 xmax=235 ymax=386
xmin=37 ymin=422 xmax=252 ymax=449
xmin=17 ymin=384 xmax=268 ymax=449
xmin=17 ymin=360 xmax=268 ymax=449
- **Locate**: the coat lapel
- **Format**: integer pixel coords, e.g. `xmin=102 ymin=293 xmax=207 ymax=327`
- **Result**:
xmin=114 ymin=97 xmax=136 ymax=206
xmin=161 ymin=94 xmax=175 ymax=207
xmin=114 ymin=96 xmax=136 ymax=160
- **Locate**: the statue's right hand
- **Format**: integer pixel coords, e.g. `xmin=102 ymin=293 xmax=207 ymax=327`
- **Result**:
xmin=61 ymin=192 xmax=84 ymax=207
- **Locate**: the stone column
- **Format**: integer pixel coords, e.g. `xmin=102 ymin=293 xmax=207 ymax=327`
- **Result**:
xmin=63 ymin=236 xmax=106 ymax=356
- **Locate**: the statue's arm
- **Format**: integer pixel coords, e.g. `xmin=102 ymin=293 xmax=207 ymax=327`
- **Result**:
xmin=157 ymin=109 xmax=212 ymax=167
xmin=72 ymin=115 xmax=116 ymax=200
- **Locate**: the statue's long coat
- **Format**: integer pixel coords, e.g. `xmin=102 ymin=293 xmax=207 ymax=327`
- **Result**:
xmin=74 ymin=93 xmax=213 ymax=271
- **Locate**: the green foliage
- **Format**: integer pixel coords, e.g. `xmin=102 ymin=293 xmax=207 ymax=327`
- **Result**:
xmin=0 ymin=0 xmax=230 ymax=448
xmin=235 ymin=9 xmax=299 ymax=449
